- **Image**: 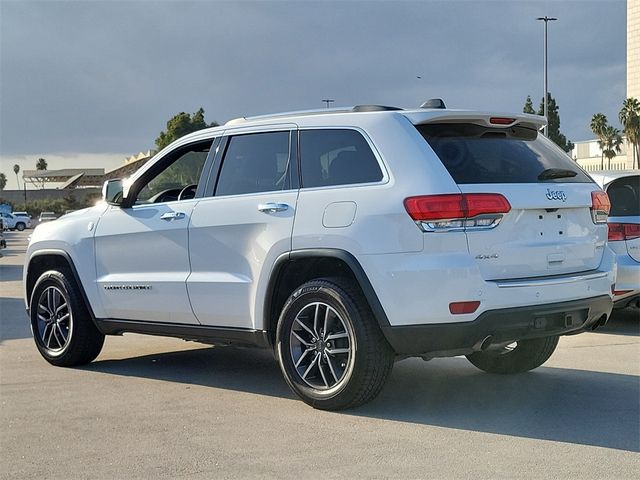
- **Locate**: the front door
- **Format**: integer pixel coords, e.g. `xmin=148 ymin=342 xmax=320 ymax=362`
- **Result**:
xmin=94 ymin=139 xmax=213 ymax=323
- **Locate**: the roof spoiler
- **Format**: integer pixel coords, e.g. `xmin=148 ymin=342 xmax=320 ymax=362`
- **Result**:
xmin=405 ymin=111 xmax=547 ymax=131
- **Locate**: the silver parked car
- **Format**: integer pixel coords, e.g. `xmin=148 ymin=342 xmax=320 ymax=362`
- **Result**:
xmin=590 ymin=170 xmax=640 ymax=309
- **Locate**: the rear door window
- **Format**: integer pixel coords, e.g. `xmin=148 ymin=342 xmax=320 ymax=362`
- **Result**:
xmin=215 ymin=131 xmax=292 ymax=196
xmin=416 ymin=123 xmax=592 ymax=184
xmin=299 ymin=129 xmax=383 ymax=188
xmin=607 ymin=175 xmax=640 ymax=216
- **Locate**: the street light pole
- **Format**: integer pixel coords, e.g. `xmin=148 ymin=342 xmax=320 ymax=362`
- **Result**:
xmin=536 ymin=16 xmax=557 ymax=136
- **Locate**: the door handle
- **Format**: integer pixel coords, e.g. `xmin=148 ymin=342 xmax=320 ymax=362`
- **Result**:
xmin=160 ymin=212 xmax=186 ymax=221
xmin=258 ymin=203 xmax=289 ymax=213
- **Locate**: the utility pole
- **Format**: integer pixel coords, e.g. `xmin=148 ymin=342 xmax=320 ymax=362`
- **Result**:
xmin=321 ymin=99 xmax=335 ymax=109
xmin=536 ymin=16 xmax=557 ymax=136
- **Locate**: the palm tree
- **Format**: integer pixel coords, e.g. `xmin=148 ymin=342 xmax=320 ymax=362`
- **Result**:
xmin=600 ymin=125 xmax=624 ymax=170
xmin=590 ymin=113 xmax=608 ymax=170
xmin=0 ymin=173 xmax=6 ymax=191
xmin=13 ymin=164 xmax=20 ymax=190
xmin=619 ymin=97 xmax=640 ymax=169
xmin=35 ymin=158 xmax=48 ymax=189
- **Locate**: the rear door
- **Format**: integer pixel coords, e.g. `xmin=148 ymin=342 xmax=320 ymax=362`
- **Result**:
xmin=187 ymin=127 xmax=298 ymax=329
xmin=416 ymin=121 xmax=605 ymax=280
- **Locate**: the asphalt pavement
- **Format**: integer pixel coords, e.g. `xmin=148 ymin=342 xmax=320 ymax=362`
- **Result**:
xmin=1 ymin=230 xmax=638 ymax=479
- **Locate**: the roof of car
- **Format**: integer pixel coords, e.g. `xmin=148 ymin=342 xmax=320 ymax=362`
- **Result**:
xmin=588 ymin=170 xmax=640 ymax=187
xmin=223 ymin=106 xmax=546 ymax=130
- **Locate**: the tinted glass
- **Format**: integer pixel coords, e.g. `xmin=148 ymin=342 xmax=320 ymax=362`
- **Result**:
xmin=216 ymin=131 xmax=291 ymax=196
xmin=137 ymin=143 xmax=211 ymax=203
xmin=300 ymin=129 xmax=383 ymax=188
xmin=607 ymin=175 xmax=640 ymax=216
xmin=417 ymin=123 xmax=592 ymax=184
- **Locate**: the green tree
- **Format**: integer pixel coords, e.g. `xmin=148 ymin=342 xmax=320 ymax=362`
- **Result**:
xmin=13 ymin=164 xmax=20 ymax=190
xmin=536 ymin=93 xmax=573 ymax=152
xmin=155 ymin=108 xmax=218 ymax=151
xmin=599 ymin=125 xmax=624 ymax=170
xmin=0 ymin=173 xmax=6 ymax=191
xmin=590 ymin=113 xmax=608 ymax=169
xmin=619 ymin=97 xmax=640 ymax=169
xmin=523 ymin=95 xmax=535 ymax=114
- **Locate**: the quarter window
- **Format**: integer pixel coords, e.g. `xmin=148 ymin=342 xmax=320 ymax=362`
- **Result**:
xmin=216 ymin=131 xmax=291 ymax=196
xmin=299 ymin=129 xmax=383 ymax=188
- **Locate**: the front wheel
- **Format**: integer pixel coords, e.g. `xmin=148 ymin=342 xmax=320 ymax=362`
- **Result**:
xmin=30 ymin=270 xmax=105 ymax=367
xmin=276 ymin=278 xmax=394 ymax=410
xmin=466 ymin=335 xmax=559 ymax=374
xmin=15 ymin=222 xmax=25 ymax=231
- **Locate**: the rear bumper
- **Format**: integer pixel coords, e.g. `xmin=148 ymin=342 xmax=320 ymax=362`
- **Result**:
xmin=612 ymin=253 xmax=640 ymax=305
xmin=382 ymin=295 xmax=612 ymax=356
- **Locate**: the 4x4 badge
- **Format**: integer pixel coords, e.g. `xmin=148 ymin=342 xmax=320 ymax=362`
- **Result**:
xmin=546 ymin=189 xmax=567 ymax=202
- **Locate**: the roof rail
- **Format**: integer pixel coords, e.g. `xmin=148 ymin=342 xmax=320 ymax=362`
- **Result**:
xmin=225 ymin=104 xmax=404 ymax=125
xmin=225 ymin=107 xmax=353 ymax=126
xmin=352 ymin=105 xmax=403 ymax=112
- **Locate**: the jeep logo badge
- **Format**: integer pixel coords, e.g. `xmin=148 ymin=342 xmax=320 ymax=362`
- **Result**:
xmin=546 ymin=189 xmax=567 ymax=202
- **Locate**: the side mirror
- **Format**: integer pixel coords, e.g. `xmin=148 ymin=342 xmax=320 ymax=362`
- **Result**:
xmin=102 ymin=179 xmax=124 ymax=205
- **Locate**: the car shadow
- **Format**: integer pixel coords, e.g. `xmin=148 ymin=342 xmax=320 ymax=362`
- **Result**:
xmin=0 ymin=297 xmax=30 ymax=342
xmin=596 ymin=308 xmax=639 ymax=337
xmin=0 ymin=264 xmax=24 ymax=282
xmin=83 ymin=346 xmax=639 ymax=453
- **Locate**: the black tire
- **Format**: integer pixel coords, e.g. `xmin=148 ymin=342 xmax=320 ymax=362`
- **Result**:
xmin=276 ymin=277 xmax=394 ymax=410
xmin=29 ymin=269 xmax=104 ymax=367
xmin=15 ymin=222 xmax=25 ymax=231
xmin=466 ymin=335 xmax=559 ymax=374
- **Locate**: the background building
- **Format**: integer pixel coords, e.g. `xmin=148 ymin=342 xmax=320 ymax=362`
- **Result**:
xmin=574 ymin=0 xmax=638 ymax=172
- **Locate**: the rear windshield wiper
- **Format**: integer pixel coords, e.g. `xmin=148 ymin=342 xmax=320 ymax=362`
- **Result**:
xmin=538 ymin=168 xmax=578 ymax=181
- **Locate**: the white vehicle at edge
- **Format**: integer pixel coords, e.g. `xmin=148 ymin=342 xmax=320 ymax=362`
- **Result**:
xmin=24 ymin=101 xmax=616 ymax=410
xmin=589 ymin=170 xmax=640 ymax=309
xmin=1 ymin=211 xmax=31 ymax=231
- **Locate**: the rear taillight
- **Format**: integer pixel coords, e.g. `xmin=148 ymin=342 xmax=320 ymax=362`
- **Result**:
xmin=590 ymin=191 xmax=610 ymax=224
xmin=608 ymin=223 xmax=640 ymax=241
xmin=404 ymin=193 xmax=511 ymax=232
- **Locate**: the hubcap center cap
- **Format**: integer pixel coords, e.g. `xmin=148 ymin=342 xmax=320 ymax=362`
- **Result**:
xmin=314 ymin=340 xmax=325 ymax=353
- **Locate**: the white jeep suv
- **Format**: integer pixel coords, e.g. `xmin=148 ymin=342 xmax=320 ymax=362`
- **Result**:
xmin=24 ymin=103 xmax=615 ymax=410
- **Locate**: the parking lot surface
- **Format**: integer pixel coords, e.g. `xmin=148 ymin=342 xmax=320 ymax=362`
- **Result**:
xmin=1 ymin=230 xmax=638 ymax=479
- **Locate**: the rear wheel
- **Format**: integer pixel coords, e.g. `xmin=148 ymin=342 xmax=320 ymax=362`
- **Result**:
xmin=466 ymin=336 xmax=559 ymax=374
xmin=30 ymin=270 xmax=104 ymax=366
xmin=276 ymin=278 xmax=394 ymax=410
xmin=15 ymin=222 xmax=25 ymax=231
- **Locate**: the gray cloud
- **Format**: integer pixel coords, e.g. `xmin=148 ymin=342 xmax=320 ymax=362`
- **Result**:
xmin=0 ymin=0 xmax=626 ymax=155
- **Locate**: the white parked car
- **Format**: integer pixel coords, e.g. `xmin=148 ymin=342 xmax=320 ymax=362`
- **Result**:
xmin=24 ymin=102 xmax=615 ymax=410
xmin=38 ymin=212 xmax=57 ymax=223
xmin=589 ymin=170 xmax=640 ymax=309
xmin=0 ymin=211 xmax=31 ymax=231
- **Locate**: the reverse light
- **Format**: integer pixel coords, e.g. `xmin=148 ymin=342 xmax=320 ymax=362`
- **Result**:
xmin=608 ymin=223 xmax=640 ymax=241
xmin=449 ymin=301 xmax=481 ymax=314
xmin=590 ymin=191 xmax=610 ymax=224
xmin=404 ymin=193 xmax=511 ymax=232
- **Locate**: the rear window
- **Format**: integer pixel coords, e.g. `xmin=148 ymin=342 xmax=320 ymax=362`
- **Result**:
xmin=417 ymin=123 xmax=592 ymax=184
xmin=607 ymin=176 xmax=640 ymax=216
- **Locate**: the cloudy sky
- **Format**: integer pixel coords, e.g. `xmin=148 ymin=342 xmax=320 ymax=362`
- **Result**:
xmin=0 ymin=0 xmax=627 ymax=189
